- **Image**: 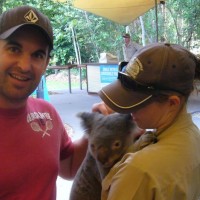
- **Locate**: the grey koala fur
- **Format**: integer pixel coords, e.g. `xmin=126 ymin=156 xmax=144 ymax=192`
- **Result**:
xmin=69 ymin=112 xmax=138 ymax=200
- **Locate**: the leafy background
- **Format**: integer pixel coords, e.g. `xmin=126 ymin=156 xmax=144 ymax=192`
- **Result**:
xmin=1 ymin=0 xmax=200 ymax=67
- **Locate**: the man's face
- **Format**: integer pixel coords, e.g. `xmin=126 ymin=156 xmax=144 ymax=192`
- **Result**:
xmin=124 ymin=37 xmax=130 ymax=44
xmin=0 ymin=26 xmax=50 ymax=108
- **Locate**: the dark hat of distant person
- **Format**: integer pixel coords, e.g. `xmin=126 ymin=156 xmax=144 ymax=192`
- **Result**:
xmin=0 ymin=5 xmax=53 ymax=50
xmin=99 ymin=43 xmax=199 ymax=113
xmin=123 ymin=33 xmax=130 ymax=38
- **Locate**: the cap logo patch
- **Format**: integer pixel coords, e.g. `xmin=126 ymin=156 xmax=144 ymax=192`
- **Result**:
xmin=126 ymin=57 xmax=143 ymax=79
xmin=24 ymin=10 xmax=38 ymax=23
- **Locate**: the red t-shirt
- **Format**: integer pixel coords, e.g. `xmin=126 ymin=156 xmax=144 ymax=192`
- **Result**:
xmin=0 ymin=97 xmax=74 ymax=200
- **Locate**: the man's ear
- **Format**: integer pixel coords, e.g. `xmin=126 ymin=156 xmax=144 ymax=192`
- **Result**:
xmin=42 ymin=57 xmax=50 ymax=74
xmin=168 ymin=95 xmax=181 ymax=106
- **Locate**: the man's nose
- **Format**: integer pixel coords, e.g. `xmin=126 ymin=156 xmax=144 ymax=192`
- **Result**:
xmin=17 ymin=54 xmax=32 ymax=71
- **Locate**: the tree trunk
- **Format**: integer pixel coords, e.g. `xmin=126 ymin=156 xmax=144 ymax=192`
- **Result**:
xmin=71 ymin=26 xmax=81 ymax=64
xmin=139 ymin=16 xmax=145 ymax=46
xmin=0 ymin=0 xmax=4 ymax=14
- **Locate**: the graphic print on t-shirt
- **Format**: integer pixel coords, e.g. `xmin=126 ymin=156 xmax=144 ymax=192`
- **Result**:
xmin=27 ymin=112 xmax=53 ymax=137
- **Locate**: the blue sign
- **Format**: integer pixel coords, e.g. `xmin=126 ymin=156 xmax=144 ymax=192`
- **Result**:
xmin=100 ymin=64 xmax=118 ymax=83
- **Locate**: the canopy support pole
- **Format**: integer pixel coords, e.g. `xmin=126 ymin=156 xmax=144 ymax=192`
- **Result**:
xmin=155 ymin=0 xmax=158 ymax=42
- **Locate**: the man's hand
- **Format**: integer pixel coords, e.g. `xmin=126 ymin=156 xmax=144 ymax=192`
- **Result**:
xmin=92 ymin=102 xmax=114 ymax=115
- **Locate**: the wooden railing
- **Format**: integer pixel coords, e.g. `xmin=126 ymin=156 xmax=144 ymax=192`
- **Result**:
xmin=47 ymin=64 xmax=87 ymax=93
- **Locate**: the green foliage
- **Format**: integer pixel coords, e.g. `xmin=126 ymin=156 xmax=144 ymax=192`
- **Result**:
xmin=1 ymin=0 xmax=200 ymax=66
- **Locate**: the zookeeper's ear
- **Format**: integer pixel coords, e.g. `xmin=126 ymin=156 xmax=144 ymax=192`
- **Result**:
xmin=168 ymin=95 xmax=181 ymax=106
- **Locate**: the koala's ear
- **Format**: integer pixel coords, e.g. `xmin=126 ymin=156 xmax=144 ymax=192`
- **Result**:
xmin=124 ymin=114 xmax=136 ymax=128
xmin=124 ymin=114 xmax=133 ymax=123
xmin=76 ymin=112 xmax=96 ymax=134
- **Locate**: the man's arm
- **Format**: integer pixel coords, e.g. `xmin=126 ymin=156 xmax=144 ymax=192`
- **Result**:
xmin=122 ymin=45 xmax=128 ymax=61
xmin=133 ymin=42 xmax=142 ymax=50
xmin=59 ymin=135 xmax=88 ymax=179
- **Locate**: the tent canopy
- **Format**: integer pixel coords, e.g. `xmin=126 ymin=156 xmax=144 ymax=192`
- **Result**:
xmin=73 ymin=0 xmax=165 ymax=25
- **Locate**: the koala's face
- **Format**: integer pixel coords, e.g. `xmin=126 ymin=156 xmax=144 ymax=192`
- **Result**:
xmin=77 ymin=112 xmax=137 ymax=168
xmin=89 ymin=135 xmax=130 ymax=168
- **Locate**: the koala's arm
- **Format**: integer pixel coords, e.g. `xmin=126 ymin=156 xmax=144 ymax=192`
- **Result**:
xmin=59 ymin=135 xmax=88 ymax=179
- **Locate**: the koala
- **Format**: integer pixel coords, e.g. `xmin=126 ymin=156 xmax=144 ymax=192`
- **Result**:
xmin=69 ymin=112 xmax=139 ymax=200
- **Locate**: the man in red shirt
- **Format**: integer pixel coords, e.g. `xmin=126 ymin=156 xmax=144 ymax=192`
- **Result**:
xmin=0 ymin=5 xmax=88 ymax=199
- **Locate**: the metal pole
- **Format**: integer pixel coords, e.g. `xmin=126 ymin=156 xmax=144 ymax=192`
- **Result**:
xmin=36 ymin=76 xmax=44 ymax=99
xmin=155 ymin=0 xmax=158 ymax=42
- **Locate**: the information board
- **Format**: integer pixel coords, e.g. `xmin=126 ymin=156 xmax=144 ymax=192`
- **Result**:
xmin=87 ymin=63 xmax=118 ymax=93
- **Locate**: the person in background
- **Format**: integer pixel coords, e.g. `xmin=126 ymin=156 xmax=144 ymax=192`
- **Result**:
xmin=92 ymin=43 xmax=200 ymax=200
xmin=0 ymin=5 xmax=88 ymax=199
xmin=122 ymin=33 xmax=141 ymax=62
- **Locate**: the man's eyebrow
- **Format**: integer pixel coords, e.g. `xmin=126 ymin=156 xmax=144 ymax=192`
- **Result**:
xmin=6 ymin=39 xmax=22 ymax=47
xmin=5 ymin=39 xmax=47 ymax=55
xmin=35 ymin=49 xmax=47 ymax=56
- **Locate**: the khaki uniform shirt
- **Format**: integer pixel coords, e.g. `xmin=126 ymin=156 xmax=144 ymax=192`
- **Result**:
xmin=122 ymin=41 xmax=141 ymax=62
xmin=102 ymin=107 xmax=200 ymax=200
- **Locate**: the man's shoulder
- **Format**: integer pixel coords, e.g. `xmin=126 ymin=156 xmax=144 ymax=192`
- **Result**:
xmin=132 ymin=42 xmax=142 ymax=49
xmin=28 ymin=97 xmax=54 ymax=110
